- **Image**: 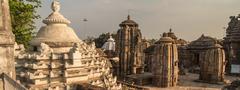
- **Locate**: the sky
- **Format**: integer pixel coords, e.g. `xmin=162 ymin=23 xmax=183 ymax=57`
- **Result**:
xmin=36 ymin=0 xmax=240 ymax=41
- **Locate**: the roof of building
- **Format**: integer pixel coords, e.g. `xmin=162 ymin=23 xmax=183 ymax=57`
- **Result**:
xmin=187 ymin=34 xmax=220 ymax=49
xmin=30 ymin=1 xmax=81 ymax=47
xmin=155 ymin=32 xmax=174 ymax=44
xmin=119 ymin=15 xmax=138 ymax=27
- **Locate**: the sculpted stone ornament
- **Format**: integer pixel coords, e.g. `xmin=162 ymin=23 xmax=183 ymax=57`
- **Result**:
xmin=51 ymin=0 xmax=60 ymax=12
xmin=70 ymin=43 xmax=81 ymax=53
xmin=39 ymin=43 xmax=53 ymax=56
xmin=117 ymin=15 xmax=144 ymax=77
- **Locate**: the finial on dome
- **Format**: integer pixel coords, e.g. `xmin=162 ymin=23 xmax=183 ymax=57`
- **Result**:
xmin=43 ymin=0 xmax=71 ymax=25
xmin=108 ymin=32 xmax=112 ymax=37
xmin=127 ymin=15 xmax=130 ymax=20
xmin=169 ymin=28 xmax=172 ymax=32
xmin=51 ymin=0 xmax=60 ymax=12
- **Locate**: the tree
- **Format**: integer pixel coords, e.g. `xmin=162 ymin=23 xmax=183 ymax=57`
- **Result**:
xmin=148 ymin=39 xmax=157 ymax=45
xmin=83 ymin=36 xmax=95 ymax=44
xmin=9 ymin=0 xmax=41 ymax=48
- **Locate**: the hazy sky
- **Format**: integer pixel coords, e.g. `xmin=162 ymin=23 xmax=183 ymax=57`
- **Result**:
xmin=36 ymin=0 xmax=240 ymax=41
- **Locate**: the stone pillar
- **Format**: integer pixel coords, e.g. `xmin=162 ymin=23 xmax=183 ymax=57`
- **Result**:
xmin=0 ymin=0 xmax=16 ymax=79
xmin=199 ymin=44 xmax=226 ymax=83
xmin=152 ymin=34 xmax=178 ymax=87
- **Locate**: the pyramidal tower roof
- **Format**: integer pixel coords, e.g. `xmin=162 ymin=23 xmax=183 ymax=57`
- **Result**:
xmin=119 ymin=15 xmax=138 ymax=27
xmin=30 ymin=0 xmax=81 ymax=47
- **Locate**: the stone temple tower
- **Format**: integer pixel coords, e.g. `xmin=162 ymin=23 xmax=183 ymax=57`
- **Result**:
xmin=16 ymin=1 xmax=121 ymax=89
xmin=223 ymin=15 xmax=240 ymax=74
xmin=116 ymin=15 xmax=144 ymax=78
xmin=0 ymin=0 xmax=16 ymax=79
xmin=199 ymin=43 xmax=226 ymax=83
xmin=152 ymin=33 xmax=178 ymax=87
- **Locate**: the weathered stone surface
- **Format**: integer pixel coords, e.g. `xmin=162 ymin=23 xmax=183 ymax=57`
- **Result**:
xmin=152 ymin=34 xmax=179 ymax=87
xmin=185 ymin=35 xmax=221 ymax=73
xmin=0 ymin=73 xmax=26 ymax=90
xmin=0 ymin=1 xmax=23 ymax=89
xmin=116 ymin=15 xmax=144 ymax=78
xmin=223 ymin=14 xmax=240 ymax=74
xmin=223 ymin=80 xmax=240 ymax=90
xmin=199 ymin=43 xmax=226 ymax=83
xmin=0 ymin=0 xmax=16 ymax=80
xmin=144 ymin=30 xmax=187 ymax=74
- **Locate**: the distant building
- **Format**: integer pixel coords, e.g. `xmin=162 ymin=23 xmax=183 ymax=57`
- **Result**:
xmin=102 ymin=34 xmax=116 ymax=57
xmin=144 ymin=29 xmax=187 ymax=73
xmin=102 ymin=35 xmax=119 ymax=76
xmin=199 ymin=43 xmax=226 ymax=83
xmin=186 ymin=34 xmax=222 ymax=72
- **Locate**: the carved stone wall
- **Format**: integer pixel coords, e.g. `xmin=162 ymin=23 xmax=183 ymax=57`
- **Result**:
xmin=116 ymin=15 xmax=144 ymax=78
xmin=199 ymin=44 xmax=226 ymax=83
xmin=16 ymin=43 xmax=121 ymax=90
xmin=152 ymin=35 xmax=178 ymax=87
xmin=223 ymin=15 xmax=240 ymax=74
xmin=186 ymin=35 xmax=221 ymax=73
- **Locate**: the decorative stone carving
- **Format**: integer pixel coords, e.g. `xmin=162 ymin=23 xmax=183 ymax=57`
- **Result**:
xmin=223 ymin=14 xmax=240 ymax=74
xmin=152 ymin=34 xmax=179 ymax=87
xmin=51 ymin=0 xmax=60 ymax=12
xmin=38 ymin=43 xmax=53 ymax=56
xmin=16 ymin=1 xmax=121 ymax=90
xmin=116 ymin=15 xmax=144 ymax=78
xmin=199 ymin=43 xmax=226 ymax=83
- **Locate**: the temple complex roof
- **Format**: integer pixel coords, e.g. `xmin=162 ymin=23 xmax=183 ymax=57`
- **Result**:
xmin=155 ymin=33 xmax=174 ymax=44
xmin=188 ymin=34 xmax=220 ymax=49
xmin=119 ymin=15 xmax=138 ymax=27
xmin=30 ymin=1 xmax=81 ymax=47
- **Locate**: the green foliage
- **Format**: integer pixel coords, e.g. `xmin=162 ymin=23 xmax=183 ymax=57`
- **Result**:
xmin=83 ymin=36 xmax=95 ymax=44
xmin=9 ymin=0 xmax=41 ymax=48
xmin=148 ymin=38 xmax=157 ymax=45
